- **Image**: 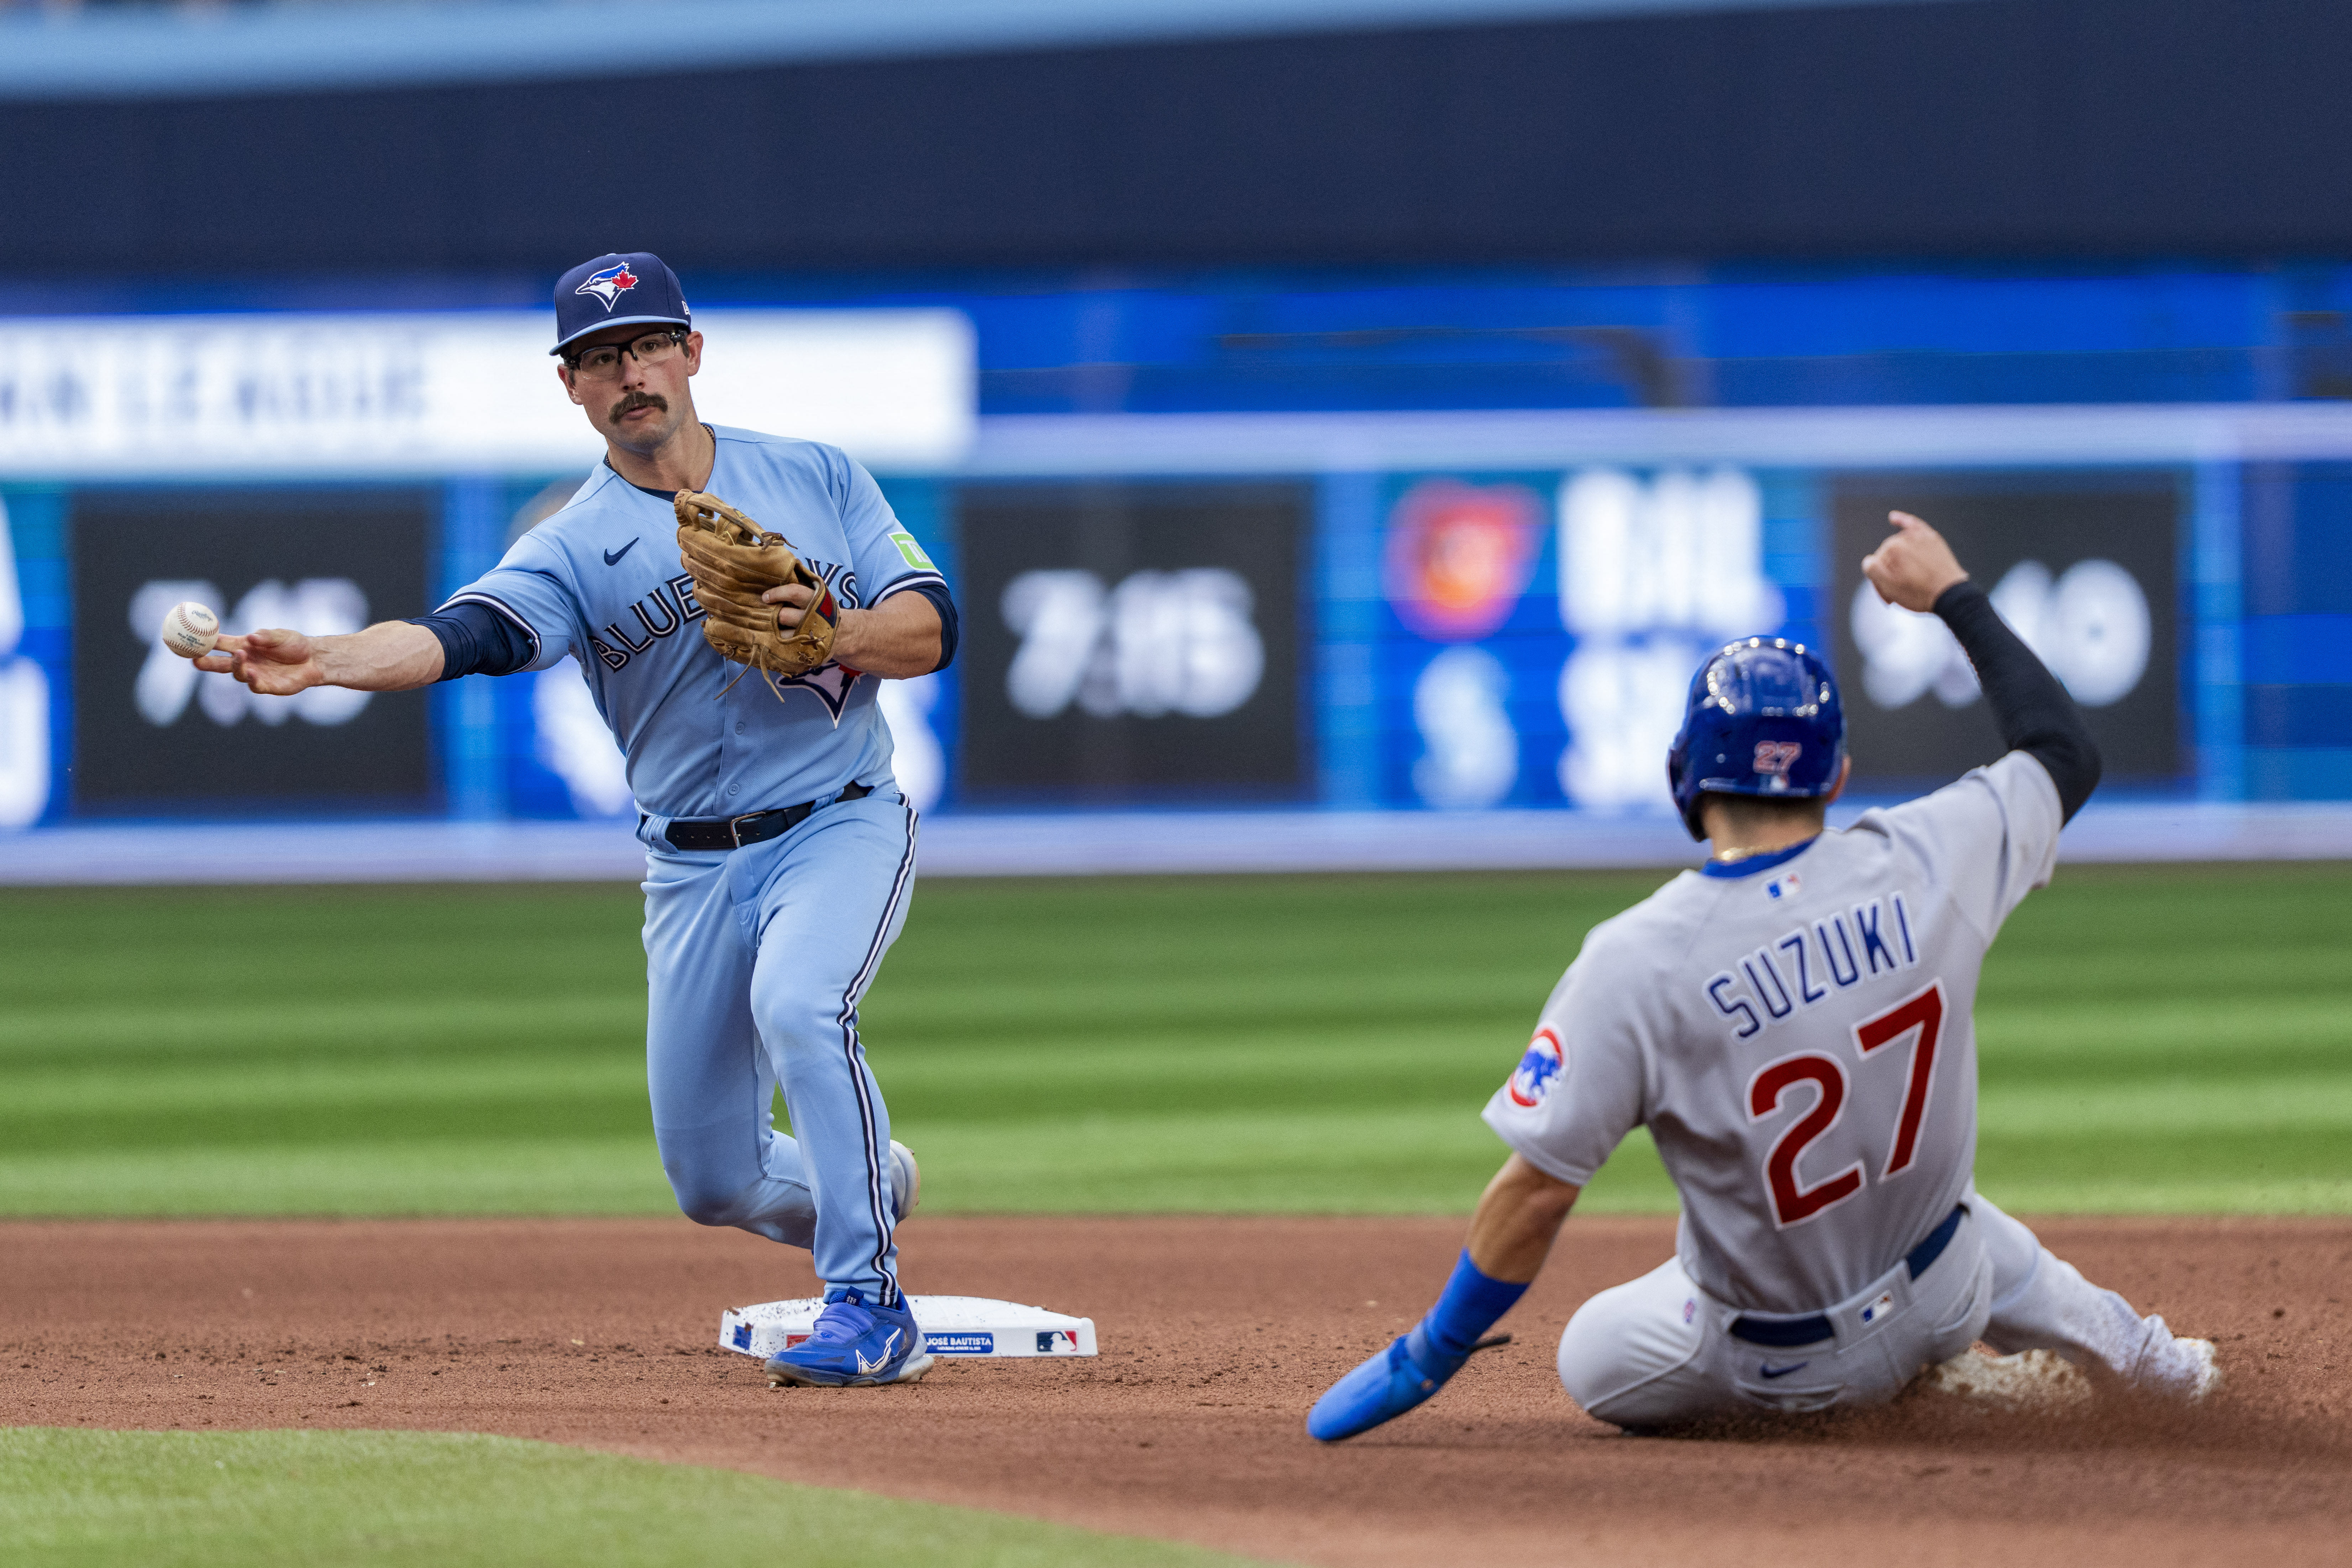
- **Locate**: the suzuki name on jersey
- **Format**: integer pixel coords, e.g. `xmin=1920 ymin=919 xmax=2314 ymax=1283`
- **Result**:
xmin=1703 ymin=893 xmax=1919 ymax=1040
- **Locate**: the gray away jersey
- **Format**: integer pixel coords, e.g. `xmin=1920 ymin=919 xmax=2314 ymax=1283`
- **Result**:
xmin=1484 ymin=751 xmax=2064 ymax=1314
xmin=445 ymin=426 xmax=946 ymax=823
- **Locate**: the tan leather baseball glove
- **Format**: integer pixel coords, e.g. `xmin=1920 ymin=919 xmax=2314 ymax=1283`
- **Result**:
xmin=673 ymin=489 xmax=839 ymax=696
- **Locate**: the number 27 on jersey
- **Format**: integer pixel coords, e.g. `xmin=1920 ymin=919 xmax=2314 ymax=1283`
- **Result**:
xmin=1747 ymin=981 xmax=1946 ymax=1229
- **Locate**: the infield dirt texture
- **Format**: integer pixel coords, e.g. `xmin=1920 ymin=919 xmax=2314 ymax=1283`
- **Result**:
xmin=4 ymin=865 xmax=2349 ymax=1565
xmin=7 ymin=1215 xmax=2350 ymax=1566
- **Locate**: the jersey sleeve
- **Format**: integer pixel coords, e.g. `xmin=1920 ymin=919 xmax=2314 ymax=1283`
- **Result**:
xmin=1879 ymin=750 xmax=2065 ymax=939
xmin=831 ymin=449 xmax=948 ymax=604
xmin=438 ymin=533 xmax=583 ymax=673
xmin=1480 ymin=927 xmax=1654 ymax=1186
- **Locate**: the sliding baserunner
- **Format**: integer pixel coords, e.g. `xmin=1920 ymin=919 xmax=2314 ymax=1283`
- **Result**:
xmin=1309 ymin=510 xmax=2219 ymax=1438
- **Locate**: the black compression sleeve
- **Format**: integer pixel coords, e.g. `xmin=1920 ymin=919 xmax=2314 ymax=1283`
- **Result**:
xmin=406 ymin=601 xmax=534 ymax=681
xmin=1932 ymin=579 xmax=2102 ymax=822
xmin=889 ymin=581 xmax=959 ymax=673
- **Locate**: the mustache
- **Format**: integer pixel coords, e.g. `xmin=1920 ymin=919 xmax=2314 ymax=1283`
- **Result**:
xmin=609 ymin=390 xmax=669 ymax=420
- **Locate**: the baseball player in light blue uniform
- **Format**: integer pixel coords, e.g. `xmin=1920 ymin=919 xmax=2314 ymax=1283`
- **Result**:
xmin=193 ymin=252 xmax=955 ymax=1388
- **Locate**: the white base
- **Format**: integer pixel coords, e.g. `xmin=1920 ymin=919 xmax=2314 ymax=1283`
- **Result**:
xmin=720 ymin=1294 xmax=1097 ymax=1360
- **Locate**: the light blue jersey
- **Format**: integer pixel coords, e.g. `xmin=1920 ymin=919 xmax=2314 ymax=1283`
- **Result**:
xmin=442 ymin=421 xmax=947 ymax=1307
xmin=446 ymin=424 xmax=946 ymax=822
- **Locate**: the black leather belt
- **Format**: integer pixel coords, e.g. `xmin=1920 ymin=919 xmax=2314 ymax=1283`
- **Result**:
xmin=658 ymin=782 xmax=872 ymax=851
xmin=1728 ymin=1203 xmax=1968 ymax=1349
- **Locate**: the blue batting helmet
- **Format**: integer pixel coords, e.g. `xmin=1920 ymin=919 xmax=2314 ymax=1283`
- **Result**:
xmin=1666 ymin=638 xmax=1846 ymax=841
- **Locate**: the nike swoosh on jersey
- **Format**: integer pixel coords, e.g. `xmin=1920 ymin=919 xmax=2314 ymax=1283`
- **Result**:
xmin=603 ymin=539 xmax=639 ymax=566
xmin=1759 ymin=1360 xmax=1812 ymax=1379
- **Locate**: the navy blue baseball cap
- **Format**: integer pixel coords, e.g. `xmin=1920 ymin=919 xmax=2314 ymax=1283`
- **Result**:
xmin=551 ymin=252 xmax=691 ymax=356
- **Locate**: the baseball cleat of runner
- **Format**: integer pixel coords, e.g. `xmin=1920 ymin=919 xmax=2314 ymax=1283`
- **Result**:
xmin=2168 ymin=1337 xmax=2224 ymax=1402
xmin=764 ymin=1289 xmax=933 ymax=1388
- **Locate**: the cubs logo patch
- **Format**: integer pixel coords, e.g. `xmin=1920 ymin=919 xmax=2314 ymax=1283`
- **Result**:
xmin=1506 ymin=1027 xmax=1565 ymax=1108
xmin=576 ymin=262 xmax=640 ymax=310
xmin=1753 ymin=740 xmax=1802 ymax=776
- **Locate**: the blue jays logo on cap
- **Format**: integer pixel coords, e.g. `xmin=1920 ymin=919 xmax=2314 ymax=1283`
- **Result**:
xmin=1506 ymin=1027 xmax=1565 ymax=1108
xmin=551 ymin=251 xmax=692 ymax=356
xmin=576 ymin=262 xmax=640 ymax=311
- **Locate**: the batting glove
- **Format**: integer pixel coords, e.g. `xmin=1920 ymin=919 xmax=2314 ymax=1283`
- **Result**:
xmin=1306 ymin=1323 xmax=1509 ymax=1442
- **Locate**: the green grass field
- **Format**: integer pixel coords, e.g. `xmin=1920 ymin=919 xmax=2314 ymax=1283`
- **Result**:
xmin=0 ymin=1428 xmax=1266 ymax=1568
xmin=2 ymin=862 xmax=2347 ymax=1218
xmin=5 ymin=864 xmax=2346 ymax=1567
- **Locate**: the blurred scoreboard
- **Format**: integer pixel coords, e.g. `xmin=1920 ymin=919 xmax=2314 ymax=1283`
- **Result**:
xmin=0 ymin=458 xmax=2257 ymax=829
xmin=70 ymin=490 xmax=434 ymax=813
xmin=1829 ymin=475 xmax=2183 ymax=792
xmin=956 ymin=484 xmax=1307 ymax=804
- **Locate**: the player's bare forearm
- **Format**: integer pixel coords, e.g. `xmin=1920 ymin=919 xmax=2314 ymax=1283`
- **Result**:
xmin=1464 ymin=1155 xmax=1581 ymax=1284
xmin=797 ymin=589 xmax=941 ymax=678
xmin=193 ymin=620 xmax=445 ymax=695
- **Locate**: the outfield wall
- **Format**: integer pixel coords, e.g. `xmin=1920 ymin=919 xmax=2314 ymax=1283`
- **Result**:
xmin=3 ymin=267 xmax=2350 ymax=875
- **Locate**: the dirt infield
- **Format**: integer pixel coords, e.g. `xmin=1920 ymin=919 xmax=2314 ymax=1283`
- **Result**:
xmin=5 ymin=1215 xmax=2348 ymax=1567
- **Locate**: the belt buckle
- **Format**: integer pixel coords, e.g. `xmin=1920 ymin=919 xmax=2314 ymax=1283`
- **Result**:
xmin=726 ymin=811 xmax=761 ymax=849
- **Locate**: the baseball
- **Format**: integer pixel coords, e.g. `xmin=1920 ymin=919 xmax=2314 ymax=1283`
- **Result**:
xmin=159 ymin=601 xmax=220 ymax=659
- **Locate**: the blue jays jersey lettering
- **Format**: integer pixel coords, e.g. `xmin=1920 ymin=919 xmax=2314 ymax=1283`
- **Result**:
xmin=442 ymin=426 xmax=947 ymax=823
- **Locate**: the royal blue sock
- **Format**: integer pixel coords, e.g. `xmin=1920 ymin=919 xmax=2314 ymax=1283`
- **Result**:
xmin=1418 ymin=1250 xmax=1529 ymax=1359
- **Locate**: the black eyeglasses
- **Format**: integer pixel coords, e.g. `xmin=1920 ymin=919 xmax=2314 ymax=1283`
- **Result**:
xmin=562 ymin=329 xmax=688 ymax=379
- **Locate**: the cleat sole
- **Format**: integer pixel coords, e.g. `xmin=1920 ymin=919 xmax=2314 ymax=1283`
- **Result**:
xmin=767 ymin=1352 xmax=935 ymax=1389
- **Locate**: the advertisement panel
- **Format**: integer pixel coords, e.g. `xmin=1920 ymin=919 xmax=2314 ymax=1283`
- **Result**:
xmin=71 ymin=491 xmax=434 ymax=810
xmin=1828 ymin=474 xmax=2183 ymax=790
xmin=0 ymin=310 xmax=974 ymax=479
xmin=956 ymin=483 xmax=1306 ymax=802
xmin=1371 ymin=467 xmax=1805 ymax=813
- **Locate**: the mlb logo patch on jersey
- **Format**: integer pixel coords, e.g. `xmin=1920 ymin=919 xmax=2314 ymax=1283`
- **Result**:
xmin=1765 ymin=872 xmax=1802 ymax=903
xmin=1506 ymin=1027 xmax=1566 ymax=1108
xmin=576 ymin=262 xmax=640 ymax=310
xmin=1858 ymin=1290 xmax=1897 ymax=1326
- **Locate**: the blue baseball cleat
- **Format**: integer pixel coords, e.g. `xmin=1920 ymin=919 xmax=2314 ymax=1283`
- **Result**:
xmin=765 ymin=1290 xmax=934 ymax=1388
xmin=1307 ymin=1326 xmax=1512 ymax=1442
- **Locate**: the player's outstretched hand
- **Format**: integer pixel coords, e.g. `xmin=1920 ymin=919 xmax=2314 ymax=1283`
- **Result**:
xmin=1308 ymin=1334 xmax=1449 ymax=1442
xmin=1306 ymin=1327 xmax=1509 ymax=1442
xmin=194 ymin=627 xmax=326 ymax=696
xmin=1862 ymin=510 xmax=1970 ymax=613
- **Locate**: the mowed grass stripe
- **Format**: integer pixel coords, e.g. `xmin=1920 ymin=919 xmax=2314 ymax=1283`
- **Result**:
xmin=0 ymin=1428 xmax=1271 ymax=1568
xmin=0 ymin=864 xmax=2344 ymax=1217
